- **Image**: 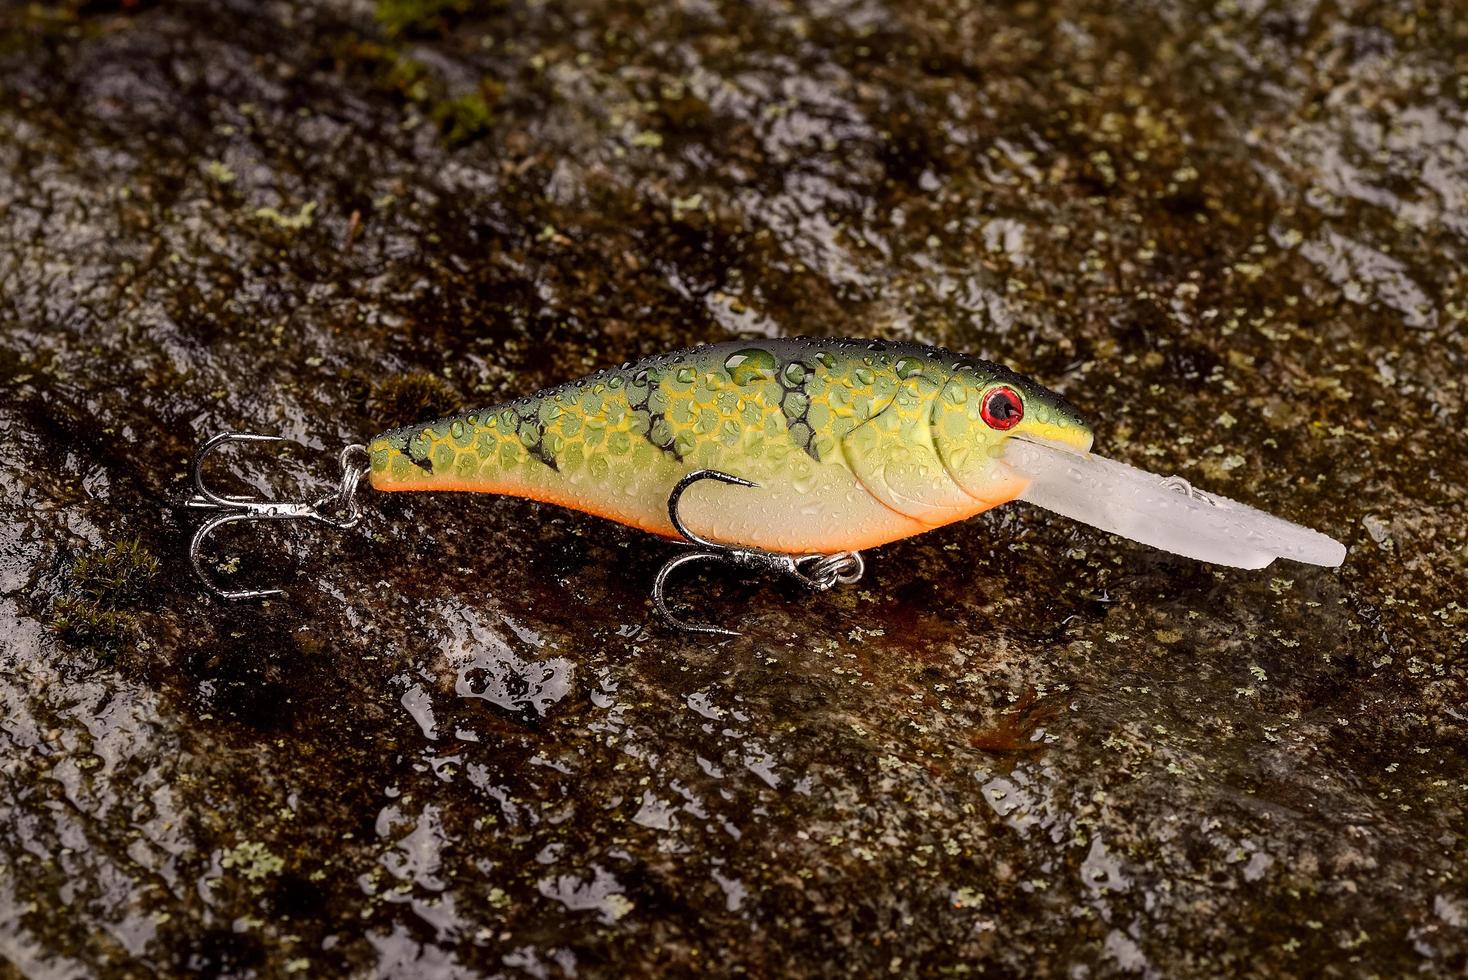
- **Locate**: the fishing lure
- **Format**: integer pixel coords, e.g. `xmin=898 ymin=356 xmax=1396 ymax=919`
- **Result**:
xmin=186 ymin=338 xmax=1345 ymax=634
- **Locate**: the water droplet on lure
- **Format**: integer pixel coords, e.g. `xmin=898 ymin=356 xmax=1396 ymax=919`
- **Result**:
xmin=724 ymin=348 xmax=777 ymax=385
xmin=894 ymin=357 xmax=924 ymax=379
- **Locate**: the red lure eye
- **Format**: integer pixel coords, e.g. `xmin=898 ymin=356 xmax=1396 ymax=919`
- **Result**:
xmin=981 ymin=386 xmax=1024 ymax=430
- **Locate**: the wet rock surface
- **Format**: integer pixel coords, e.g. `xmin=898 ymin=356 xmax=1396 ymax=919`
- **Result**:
xmin=1 ymin=0 xmax=1464 ymax=975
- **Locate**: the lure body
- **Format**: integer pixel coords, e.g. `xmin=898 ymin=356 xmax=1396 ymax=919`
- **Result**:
xmin=367 ymin=339 xmax=1094 ymax=554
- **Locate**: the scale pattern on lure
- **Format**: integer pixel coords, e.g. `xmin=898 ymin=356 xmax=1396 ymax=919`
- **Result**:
xmin=187 ymin=337 xmax=1345 ymax=631
xmin=366 ymin=338 xmax=1093 ymax=554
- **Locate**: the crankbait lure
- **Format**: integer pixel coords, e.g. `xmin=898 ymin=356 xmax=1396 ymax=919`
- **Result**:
xmin=186 ymin=338 xmax=1345 ymax=634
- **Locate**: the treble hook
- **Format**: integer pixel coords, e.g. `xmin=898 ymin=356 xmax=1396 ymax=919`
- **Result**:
xmin=652 ymin=469 xmax=865 ymax=637
xmin=184 ymin=433 xmax=370 ymax=601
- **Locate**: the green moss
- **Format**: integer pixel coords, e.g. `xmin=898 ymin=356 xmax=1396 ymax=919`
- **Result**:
xmin=335 ymin=37 xmax=429 ymax=100
xmin=50 ymin=539 xmax=160 ymax=651
xmin=51 ymin=596 xmax=137 ymax=648
xmin=432 ymin=82 xmax=503 ymax=146
xmin=71 ymin=538 xmax=160 ymax=608
xmin=374 ymin=0 xmax=469 ymax=38
xmin=335 ymin=37 xmax=499 ymax=146
xmin=369 ymin=371 xmax=462 ymax=428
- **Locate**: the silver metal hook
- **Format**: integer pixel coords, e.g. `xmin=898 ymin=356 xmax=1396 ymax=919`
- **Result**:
xmin=652 ymin=469 xmax=865 ymax=636
xmin=185 ymin=433 xmax=370 ymax=601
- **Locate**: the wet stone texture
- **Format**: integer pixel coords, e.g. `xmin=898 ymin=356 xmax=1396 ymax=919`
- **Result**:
xmin=1 ymin=0 xmax=1465 ymax=976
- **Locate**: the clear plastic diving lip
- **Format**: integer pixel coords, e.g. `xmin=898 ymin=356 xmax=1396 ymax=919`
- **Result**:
xmin=1003 ymin=437 xmax=1347 ymax=570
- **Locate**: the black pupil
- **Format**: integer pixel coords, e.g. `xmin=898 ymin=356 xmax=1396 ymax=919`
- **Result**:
xmin=989 ymin=392 xmax=1017 ymax=418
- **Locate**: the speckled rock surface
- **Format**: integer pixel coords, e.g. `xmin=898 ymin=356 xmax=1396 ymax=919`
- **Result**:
xmin=1 ymin=1 xmax=1464 ymax=976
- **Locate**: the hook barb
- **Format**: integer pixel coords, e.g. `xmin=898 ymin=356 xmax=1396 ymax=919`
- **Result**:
xmin=651 ymin=469 xmax=865 ymax=636
xmin=185 ymin=432 xmax=369 ymax=601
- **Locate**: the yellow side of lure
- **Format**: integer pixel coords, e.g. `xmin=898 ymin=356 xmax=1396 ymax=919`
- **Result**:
xmin=367 ymin=338 xmax=1094 ymax=554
